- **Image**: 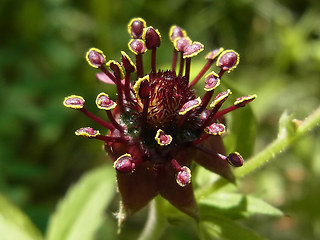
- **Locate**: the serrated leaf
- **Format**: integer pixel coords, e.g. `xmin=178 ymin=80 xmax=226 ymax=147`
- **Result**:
xmin=199 ymin=192 xmax=283 ymax=219
xmin=199 ymin=215 xmax=266 ymax=240
xmin=46 ymin=165 xmax=115 ymax=240
xmin=0 ymin=195 xmax=43 ymax=240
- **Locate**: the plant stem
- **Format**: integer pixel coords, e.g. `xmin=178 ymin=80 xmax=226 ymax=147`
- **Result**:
xmin=138 ymin=196 xmax=167 ymax=240
xmin=235 ymin=106 xmax=320 ymax=178
xmin=196 ymin=106 xmax=320 ymax=198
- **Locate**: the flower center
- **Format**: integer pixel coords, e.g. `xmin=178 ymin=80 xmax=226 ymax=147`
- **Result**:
xmin=146 ymin=70 xmax=194 ymax=129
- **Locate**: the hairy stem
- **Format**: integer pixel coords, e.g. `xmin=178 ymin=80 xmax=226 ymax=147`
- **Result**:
xmin=196 ymin=106 xmax=320 ymax=198
xmin=138 ymin=197 xmax=167 ymax=240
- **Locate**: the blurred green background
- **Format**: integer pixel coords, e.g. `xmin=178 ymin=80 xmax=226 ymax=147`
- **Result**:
xmin=1 ymin=0 xmax=320 ymax=239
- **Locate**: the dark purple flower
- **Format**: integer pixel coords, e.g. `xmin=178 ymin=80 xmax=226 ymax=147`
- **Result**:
xmin=63 ymin=18 xmax=256 ymax=219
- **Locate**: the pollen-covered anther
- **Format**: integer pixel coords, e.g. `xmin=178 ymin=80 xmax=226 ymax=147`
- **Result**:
xmin=121 ymin=51 xmax=136 ymax=73
xmin=128 ymin=39 xmax=147 ymax=55
xmin=176 ymin=166 xmax=192 ymax=187
xmin=204 ymin=123 xmax=226 ymax=135
xmin=63 ymin=95 xmax=85 ymax=109
xmin=85 ymin=48 xmax=106 ymax=68
xmin=128 ymin=17 xmax=146 ymax=39
xmin=205 ymin=47 xmax=224 ymax=60
xmin=96 ymin=93 xmax=117 ymax=110
xmin=143 ymin=27 xmax=161 ymax=49
xmin=179 ymin=97 xmax=202 ymax=115
xmin=183 ymin=42 xmax=204 ymax=58
xmin=234 ymin=94 xmax=257 ymax=107
xmin=169 ymin=25 xmax=187 ymax=42
xmin=75 ymin=127 xmax=100 ymax=138
xmin=155 ymin=129 xmax=172 ymax=146
xmin=114 ymin=153 xmax=136 ymax=173
xmin=227 ymin=152 xmax=244 ymax=167
xmin=173 ymin=37 xmax=192 ymax=52
xmin=133 ymin=75 xmax=150 ymax=101
xmin=204 ymin=72 xmax=220 ymax=91
xmin=209 ymin=89 xmax=232 ymax=108
xmin=217 ymin=50 xmax=240 ymax=72
xmin=106 ymin=60 xmax=125 ymax=79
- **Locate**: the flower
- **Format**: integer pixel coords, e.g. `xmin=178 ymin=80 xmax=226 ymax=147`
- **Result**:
xmin=63 ymin=18 xmax=256 ymax=219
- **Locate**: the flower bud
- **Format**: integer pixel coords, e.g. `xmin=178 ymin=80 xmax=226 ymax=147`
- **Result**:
xmin=143 ymin=27 xmax=161 ymax=49
xmin=85 ymin=48 xmax=106 ymax=68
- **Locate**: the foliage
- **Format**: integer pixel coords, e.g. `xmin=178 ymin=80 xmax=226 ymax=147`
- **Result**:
xmin=1 ymin=0 xmax=320 ymax=239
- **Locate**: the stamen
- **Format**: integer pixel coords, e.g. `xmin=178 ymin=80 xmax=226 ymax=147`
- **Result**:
xmin=80 ymin=108 xmax=115 ymax=131
xmin=216 ymin=50 xmax=240 ymax=73
xmin=128 ymin=39 xmax=147 ymax=78
xmin=63 ymin=95 xmax=85 ymax=109
xmin=75 ymin=127 xmax=128 ymax=143
xmin=86 ymin=48 xmax=106 ymax=68
xmin=204 ymin=123 xmax=226 ymax=135
xmin=106 ymin=60 xmax=125 ymax=80
xmin=203 ymin=72 xmax=220 ymax=92
xmin=171 ymin=159 xmax=192 ymax=187
xmin=178 ymin=52 xmax=185 ymax=76
xmin=179 ymin=97 xmax=202 ymax=116
xmin=151 ymin=48 xmax=157 ymax=73
xmin=217 ymin=152 xmax=243 ymax=167
xmin=114 ymin=153 xmax=136 ymax=173
xmin=199 ymin=90 xmax=232 ymax=129
xmin=155 ymin=129 xmax=172 ymax=146
xmin=214 ymin=94 xmax=256 ymax=118
xmin=96 ymin=92 xmax=117 ymax=110
xmin=171 ymin=49 xmax=178 ymax=72
xmin=185 ymin=57 xmax=191 ymax=81
xmin=176 ymin=166 xmax=192 ymax=187
xmin=128 ymin=18 xmax=146 ymax=39
xmin=188 ymin=48 xmax=223 ymax=88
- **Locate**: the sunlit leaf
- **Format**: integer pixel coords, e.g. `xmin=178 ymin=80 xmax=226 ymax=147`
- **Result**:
xmin=199 ymin=214 xmax=265 ymax=240
xmin=0 ymin=195 xmax=43 ymax=240
xmin=199 ymin=192 xmax=283 ymax=219
xmin=46 ymin=165 xmax=115 ymax=240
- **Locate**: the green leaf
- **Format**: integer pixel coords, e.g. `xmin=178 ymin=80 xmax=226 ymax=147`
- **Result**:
xmin=0 ymin=194 xmax=43 ymax=240
xmin=199 ymin=192 xmax=283 ymax=219
xmin=46 ymin=165 xmax=115 ymax=240
xmin=199 ymin=215 xmax=266 ymax=240
xmin=221 ymin=80 xmax=257 ymax=158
